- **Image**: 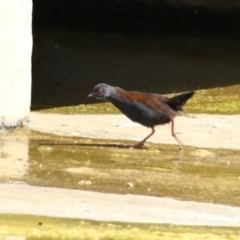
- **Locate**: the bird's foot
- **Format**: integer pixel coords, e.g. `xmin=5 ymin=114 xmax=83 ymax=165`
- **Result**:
xmin=179 ymin=142 xmax=184 ymax=150
xmin=129 ymin=142 xmax=148 ymax=149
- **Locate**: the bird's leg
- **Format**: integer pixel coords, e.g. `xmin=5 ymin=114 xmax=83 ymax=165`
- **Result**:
xmin=169 ymin=116 xmax=183 ymax=150
xmin=131 ymin=127 xmax=155 ymax=148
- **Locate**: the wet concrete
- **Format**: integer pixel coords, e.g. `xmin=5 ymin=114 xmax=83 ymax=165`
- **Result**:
xmin=0 ymin=133 xmax=29 ymax=182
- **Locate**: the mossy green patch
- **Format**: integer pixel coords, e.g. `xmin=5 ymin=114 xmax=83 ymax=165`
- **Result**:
xmin=0 ymin=214 xmax=240 ymax=240
xmin=186 ymin=85 xmax=240 ymax=114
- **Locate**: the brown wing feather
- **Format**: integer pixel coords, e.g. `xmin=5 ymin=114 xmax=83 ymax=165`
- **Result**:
xmin=116 ymin=88 xmax=181 ymax=117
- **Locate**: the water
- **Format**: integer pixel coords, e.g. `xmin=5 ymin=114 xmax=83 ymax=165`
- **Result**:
xmin=1 ymin=129 xmax=240 ymax=206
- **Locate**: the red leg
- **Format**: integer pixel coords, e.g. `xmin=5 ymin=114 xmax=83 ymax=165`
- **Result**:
xmin=169 ymin=116 xmax=183 ymax=150
xmin=131 ymin=127 xmax=155 ymax=148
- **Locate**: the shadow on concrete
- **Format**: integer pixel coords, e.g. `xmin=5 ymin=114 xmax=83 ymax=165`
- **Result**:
xmin=31 ymin=0 xmax=240 ymax=109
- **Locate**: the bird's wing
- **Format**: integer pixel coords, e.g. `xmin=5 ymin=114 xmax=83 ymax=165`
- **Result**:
xmin=116 ymin=88 xmax=181 ymax=117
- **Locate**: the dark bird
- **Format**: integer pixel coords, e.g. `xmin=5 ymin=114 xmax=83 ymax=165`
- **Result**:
xmin=88 ymin=83 xmax=195 ymax=149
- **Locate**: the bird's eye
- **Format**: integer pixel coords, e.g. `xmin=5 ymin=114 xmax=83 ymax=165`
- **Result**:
xmin=96 ymin=88 xmax=103 ymax=94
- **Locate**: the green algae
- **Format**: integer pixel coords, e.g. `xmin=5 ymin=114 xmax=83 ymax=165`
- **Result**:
xmin=0 ymin=214 xmax=240 ymax=240
xmin=186 ymin=85 xmax=240 ymax=114
xmin=33 ymin=85 xmax=240 ymax=115
xmin=21 ymin=131 xmax=240 ymax=207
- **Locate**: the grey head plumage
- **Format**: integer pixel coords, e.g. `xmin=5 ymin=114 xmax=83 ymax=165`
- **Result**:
xmin=87 ymin=83 xmax=117 ymax=100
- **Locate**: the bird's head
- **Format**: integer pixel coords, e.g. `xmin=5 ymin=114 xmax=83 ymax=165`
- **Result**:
xmin=87 ymin=83 xmax=115 ymax=100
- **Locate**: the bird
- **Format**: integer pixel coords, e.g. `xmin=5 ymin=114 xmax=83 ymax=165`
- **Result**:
xmin=87 ymin=83 xmax=195 ymax=149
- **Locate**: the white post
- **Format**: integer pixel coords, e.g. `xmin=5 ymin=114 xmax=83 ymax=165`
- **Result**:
xmin=0 ymin=0 xmax=32 ymax=127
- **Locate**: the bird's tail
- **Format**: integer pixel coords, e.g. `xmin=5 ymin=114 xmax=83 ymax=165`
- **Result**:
xmin=167 ymin=91 xmax=195 ymax=112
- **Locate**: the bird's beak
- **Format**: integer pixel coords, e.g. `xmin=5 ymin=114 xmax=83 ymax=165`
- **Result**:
xmin=87 ymin=92 xmax=94 ymax=98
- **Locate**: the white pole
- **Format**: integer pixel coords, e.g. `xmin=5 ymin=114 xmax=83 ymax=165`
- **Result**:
xmin=0 ymin=0 xmax=32 ymax=127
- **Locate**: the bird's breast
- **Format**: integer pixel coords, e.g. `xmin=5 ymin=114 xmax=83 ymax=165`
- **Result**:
xmin=108 ymin=97 xmax=168 ymax=127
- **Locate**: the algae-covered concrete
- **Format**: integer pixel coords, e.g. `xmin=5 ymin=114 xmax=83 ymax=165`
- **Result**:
xmin=0 ymin=0 xmax=32 ymax=127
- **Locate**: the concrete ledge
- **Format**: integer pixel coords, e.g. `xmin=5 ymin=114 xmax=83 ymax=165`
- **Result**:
xmin=1 ymin=183 xmax=240 ymax=226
